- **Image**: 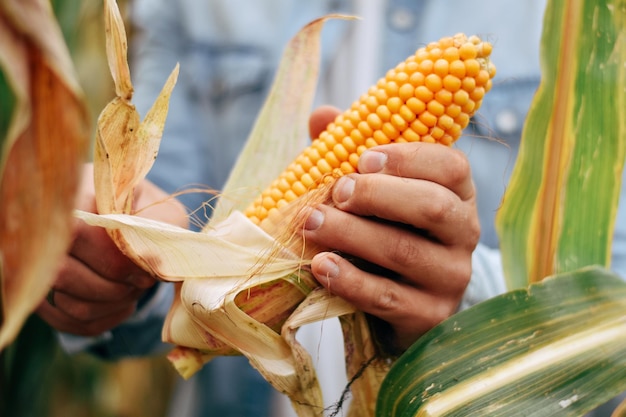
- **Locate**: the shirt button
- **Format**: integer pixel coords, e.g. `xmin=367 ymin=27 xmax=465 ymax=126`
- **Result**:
xmin=495 ymin=109 xmax=519 ymax=136
xmin=387 ymin=7 xmax=417 ymax=32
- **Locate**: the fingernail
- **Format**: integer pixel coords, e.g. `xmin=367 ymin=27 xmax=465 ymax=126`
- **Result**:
xmin=316 ymin=255 xmax=339 ymax=279
xmin=333 ymin=176 xmax=355 ymax=203
xmin=304 ymin=208 xmax=324 ymax=230
xmin=359 ymin=150 xmax=387 ymax=173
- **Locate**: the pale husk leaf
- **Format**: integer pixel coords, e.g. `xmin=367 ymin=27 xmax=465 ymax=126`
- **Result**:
xmin=83 ymin=6 xmax=378 ymax=415
xmin=94 ymin=0 xmax=179 ymax=216
xmin=75 ymin=210 xmax=303 ymax=280
xmin=209 ymin=14 xmax=355 ymax=225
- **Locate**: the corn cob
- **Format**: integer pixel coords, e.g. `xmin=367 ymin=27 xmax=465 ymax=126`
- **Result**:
xmin=245 ymin=33 xmax=495 ymax=224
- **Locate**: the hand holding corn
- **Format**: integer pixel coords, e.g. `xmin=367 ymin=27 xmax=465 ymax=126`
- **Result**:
xmin=242 ymin=33 xmax=493 ymax=352
xmin=38 ymin=33 xmax=492 ymax=358
xmin=36 ymin=164 xmax=188 ymax=336
xmin=37 ymin=115 xmax=477 ymax=356
xmin=300 ymin=106 xmax=478 ymax=352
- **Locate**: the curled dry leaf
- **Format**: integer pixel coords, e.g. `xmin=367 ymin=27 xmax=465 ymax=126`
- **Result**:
xmin=85 ymin=5 xmax=363 ymax=414
xmin=86 ymin=2 xmax=402 ymax=414
xmin=95 ymin=0 xmax=179 ymax=217
xmin=0 ymin=0 xmax=89 ymax=349
xmin=93 ymin=0 xmax=179 ymax=279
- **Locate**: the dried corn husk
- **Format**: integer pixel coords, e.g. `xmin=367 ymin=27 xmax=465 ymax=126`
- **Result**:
xmin=0 ymin=0 xmax=89 ymax=350
xmin=84 ymin=1 xmax=381 ymax=414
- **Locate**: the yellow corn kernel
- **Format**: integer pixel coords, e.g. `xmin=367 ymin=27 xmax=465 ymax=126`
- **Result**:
xmin=424 ymin=73 xmax=443 ymax=92
xmin=386 ymin=96 xmax=403 ymax=113
xmin=342 ymin=136 xmax=358 ymax=153
xmin=390 ymin=114 xmax=408 ymax=131
xmin=383 ymin=80 xmax=400 ymax=97
xmin=435 ymin=89 xmax=454 ymax=106
xmin=449 ymin=60 xmax=466 ymax=79
xmin=376 ymin=105 xmax=392 ymax=122
xmin=409 ymin=71 xmax=425 ymax=87
xmin=442 ymin=74 xmax=462 ymax=92
xmin=399 ymin=83 xmax=416 ymax=101
xmin=433 ymin=59 xmax=449 ymax=78
xmin=427 ymin=100 xmax=446 ymax=117
xmin=415 ymin=85 xmax=434 ymax=102
xmin=244 ymin=33 xmax=496 ymax=223
xmin=410 ymin=119 xmax=429 ymax=136
xmin=419 ymin=110 xmax=438 ymax=127
xmin=373 ymin=129 xmax=392 ymax=145
xmin=446 ymin=103 xmax=462 ymax=118
xmin=309 ymin=166 xmax=323 ymax=181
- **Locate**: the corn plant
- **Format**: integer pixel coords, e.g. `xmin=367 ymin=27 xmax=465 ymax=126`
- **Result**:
xmin=376 ymin=0 xmax=626 ymax=415
xmin=1 ymin=0 xmax=625 ymax=416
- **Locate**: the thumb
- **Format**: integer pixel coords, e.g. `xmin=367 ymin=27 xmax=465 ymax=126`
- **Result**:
xmin=309 ymin=105 xmax=341 ymax=139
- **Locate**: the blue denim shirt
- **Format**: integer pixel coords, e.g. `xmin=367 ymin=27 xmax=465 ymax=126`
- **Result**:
xmin=60 ymin=0 xmax=626 ymax=416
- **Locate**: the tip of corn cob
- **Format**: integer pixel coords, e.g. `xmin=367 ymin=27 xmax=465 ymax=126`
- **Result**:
xmin=245 ymin=33 xmax=496 ymax=224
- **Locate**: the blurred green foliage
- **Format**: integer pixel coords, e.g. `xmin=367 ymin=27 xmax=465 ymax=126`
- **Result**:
xmin=0 ymin=69 xmax=14 ymax=157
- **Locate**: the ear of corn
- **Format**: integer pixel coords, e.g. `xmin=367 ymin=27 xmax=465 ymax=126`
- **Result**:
xmin=235 ymin=33 xmax=496 ymax=416
xmin=81 ymin=7 xmax=497 ymax=415
xmin=245 ymin=33 xmax=495 ymax=226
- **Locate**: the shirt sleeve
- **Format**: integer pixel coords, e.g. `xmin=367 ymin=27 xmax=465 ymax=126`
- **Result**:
xmin=458 ymin=243 xmax=508 ymax=312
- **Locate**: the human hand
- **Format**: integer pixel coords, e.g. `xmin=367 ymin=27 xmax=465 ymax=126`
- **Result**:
xmin=303 ymin=106 xmax=479 ymax=352
xmin=36 ymin=164 xmax=188 ymax=336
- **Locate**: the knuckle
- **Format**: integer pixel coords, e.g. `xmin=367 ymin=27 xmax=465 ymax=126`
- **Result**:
xmin=65 ymin=302 xmax=98 ymax=323
xmin=343 ymin=175 xmax=378 ymax=214
xmin=427 ymin=301 xmax=456 ymax=328
xmin=424 ymin=192 xmax=456 ymax=225
xmin=370 ymin=284 xmax=399 ymax=312
xmin=446 ymin=150 xmax=471 ymax=187
xmin=467 ymin=216 xmax=481 ymax=247
xmin=384 ymin=232 xmax=422 ymax=267
xmin=447 ymin=257 xmax=473 ymax=291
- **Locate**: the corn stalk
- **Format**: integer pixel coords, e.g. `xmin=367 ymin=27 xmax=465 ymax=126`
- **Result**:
xmin=376 ymin=0 xmax=626 ymax=415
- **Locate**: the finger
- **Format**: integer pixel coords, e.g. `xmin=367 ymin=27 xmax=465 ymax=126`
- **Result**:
xmin=70 ymin=222 xmax=154 ymax=287
xmin=329 ymin=174 xmax=480 ymax=247
xmin=310 ymin=252 xmax=459 ymax=348
xmin=358 ymin=142 xmax=475 ymax=201
xmin=74 ymin=163 xmax=97 ymax=211
xmin=36 ymin=300 xmax=137 ymax=337
xmin=309 ymin=105 xmax=341 ymax=139
xmin=50 ymin=288 xmax=143 ymax=321
xmin=302 ymin=205 xmax=472 ymax=291
xmin=54 ymin=255 xmax=152 ymax=302
xmin=50 ymin=289 xmax=143 ymax=323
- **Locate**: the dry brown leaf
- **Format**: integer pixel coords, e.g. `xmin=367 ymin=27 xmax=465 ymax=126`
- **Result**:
xmin=0 ymin=0 xmax=89 ymax=349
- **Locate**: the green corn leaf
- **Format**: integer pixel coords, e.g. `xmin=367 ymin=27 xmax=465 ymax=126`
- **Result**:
xmin=496 ymin=0 xmax=626 ymax=288
xmin=376 ymin=267 xmax=626 ymax=417
xmin=377 ymin=0 xmax=626 ymax=415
